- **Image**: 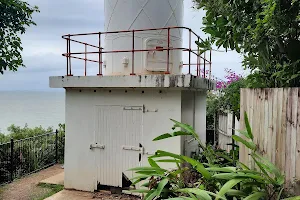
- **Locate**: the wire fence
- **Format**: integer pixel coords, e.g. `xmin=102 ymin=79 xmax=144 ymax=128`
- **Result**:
xmin=0 ymin=130 xmax=65 ymax=185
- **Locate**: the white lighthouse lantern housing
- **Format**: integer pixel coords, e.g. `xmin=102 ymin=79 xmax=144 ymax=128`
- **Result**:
xmin=50 ymin=0 xmax=214 ymax=193
xmin=103 ymin=0 xmax=184 ymax=75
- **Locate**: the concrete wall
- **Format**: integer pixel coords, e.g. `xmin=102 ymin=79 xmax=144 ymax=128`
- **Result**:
xmin=181 ymin=91 xmax=206 ymax=157
xmin=64 ymin=88 xmax=183 ymax=191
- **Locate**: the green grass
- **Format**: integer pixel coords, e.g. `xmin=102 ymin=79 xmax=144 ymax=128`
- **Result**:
xmin=33 ymin=183 xmax=64 ymax=200
xmin=0 ymin=185 xmax=7 ymax=196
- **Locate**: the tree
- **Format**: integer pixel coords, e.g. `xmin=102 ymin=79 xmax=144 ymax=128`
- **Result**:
xmin=194 ymin=0 xmax=300 ymax=88
xmin=0 ymin=0 xmax=39 ymax=74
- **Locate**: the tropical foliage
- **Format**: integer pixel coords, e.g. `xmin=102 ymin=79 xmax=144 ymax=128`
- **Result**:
xmin=0 ymin=0 xmax=39 ymax=74
xmin=0 ymin=124 xmax=65 ymax=184
xmin=0 ymin=123 xmax=65 ymax=143
xmin=194 ymin=0 xmax=300 ymax=88
xmin=206 ymin=69 xmax=246 ymax=129
xmin=128 ymin=113 xmax=300 ymax=199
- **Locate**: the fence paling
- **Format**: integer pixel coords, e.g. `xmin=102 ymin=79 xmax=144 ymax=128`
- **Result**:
xmin=240 ymin=88 xmax=300 ymax=193
xmin=0 ymin=130 xmax=65 ymax=185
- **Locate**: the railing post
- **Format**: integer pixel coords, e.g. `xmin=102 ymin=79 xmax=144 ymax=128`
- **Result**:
xmin=232 ymin=113 xmax=236 ymax=165
xmin=197 ymin=37 xmax=200 ymax=77
xmin=85 ymin=44 xmax=87 ymax=76
xmin=55 ymin=129 xmax=58 ymax=163
xmin=166 ymin=28 xmax=170 ymax=74
xmin=209 ymin=49 xmax=212 ymax=80
xmin=130 ymin=30 xmax=136 ymax=75
xmin=66 ymin=37 xmax=69 ymax=76
xmin=188 ymin=29 xmax=191 ymax=74
xmin=97 ymin=32 xmax=103 ymax=76
xmin=68 ymin=35 xmax=72 ymax=76
xmin=10 ymin=138 xmax=14 ymax=182
xmin=204 ymin=51 xmax=206 ymax=79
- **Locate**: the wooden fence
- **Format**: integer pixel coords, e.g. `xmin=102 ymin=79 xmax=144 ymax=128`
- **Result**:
xmin=240 ymin=88 xmax=300 ymax=191
xmin=217 ymin=111 xmax=239 ymax=152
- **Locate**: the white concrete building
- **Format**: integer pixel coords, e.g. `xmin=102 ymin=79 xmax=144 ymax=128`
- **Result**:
xmin=49 ymin=0 xmax=214 ymax=192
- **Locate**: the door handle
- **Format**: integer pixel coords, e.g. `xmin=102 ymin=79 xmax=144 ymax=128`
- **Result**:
xmin=90 ymin=143 xmax=105 ymax=150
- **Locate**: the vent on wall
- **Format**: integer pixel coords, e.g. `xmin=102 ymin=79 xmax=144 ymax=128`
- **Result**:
xmin=145 ymin=38 xmax=173 ymax=72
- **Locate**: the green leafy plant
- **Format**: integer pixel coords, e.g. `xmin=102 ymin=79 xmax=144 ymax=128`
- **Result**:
xmin=194 ymin=0 xmax=300 ymax=88
xmin=0 ymin=0 xmax=39 ymax=74
xmin=128 ymin=113 xmax=300 ymax=199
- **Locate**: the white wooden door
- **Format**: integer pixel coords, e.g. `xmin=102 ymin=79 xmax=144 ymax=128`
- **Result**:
xmin=94 ymin=105 xmax=143 ymax=187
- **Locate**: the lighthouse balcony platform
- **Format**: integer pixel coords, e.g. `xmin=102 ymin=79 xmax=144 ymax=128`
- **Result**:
xmin=49 ymin=74 xmax=215 ymax=90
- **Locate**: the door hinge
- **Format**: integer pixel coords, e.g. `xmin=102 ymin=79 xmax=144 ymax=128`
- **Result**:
xmin=123 ymin=106 xmax=143 ymax=111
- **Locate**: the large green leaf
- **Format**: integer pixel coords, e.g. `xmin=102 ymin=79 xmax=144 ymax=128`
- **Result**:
xmin=156 ymin=159 xmax=182 ymax=163
xmin=177 ymin=188 xmax=226 ymax=200
xmin=237 ymin=161 xmax=250 ymax=170
xmin=236 ymin=129 xmax=251 ymax=139
xmin=153 ymin=131 xmax=191 ymax=141
xmin=252 ymin=153 xmax=283 ymax=179
xmin=212 ymin=173 xmax=236 ymax=180
xmin=152 ymin=133 xmax=173 ymax=141
xmin=128 ymin=166 xmax=166 ymax=172
xmin=243 ymin=192 xmax=267 ymax=200
xmin=206 ymin=167 xmax=236 ymax=173
xmin=151 ymin=150 xmax=182 ymax=160
xmin=148 ymin=158 xmax=160 ymax=168
xmin=251 ymin=156 xmax=276 ymax=185
xmin=155 ymin=178 xmax=169 ymax=198
xmin=176 ymin=188 xmax=212 ymax=200
xmin=181 ymin=155 xmax=212 ymax=179
xmin=170 ymin=119 xmax=196 ymax=137
xmin=145 ymin=189 xmax=158 ymax=200
xmin=244 ymin=112 xmax=254 ymax=139
xmin=232 ymin=135 xmax=256 ymax=150
xmin=233 ymin=174 xmax=267 ymax=182
xmin=226 ymin=189 xmax=247 ymax=197
xmin=216 ymin=179 xmax=243 ymax=199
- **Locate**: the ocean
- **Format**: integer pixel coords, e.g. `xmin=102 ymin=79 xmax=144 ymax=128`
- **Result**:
xmin=0 ymin=91 xmax=65 ymax=134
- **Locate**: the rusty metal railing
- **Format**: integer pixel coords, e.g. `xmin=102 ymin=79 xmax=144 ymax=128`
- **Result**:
xmin=62 ymin=26 xmax=212 ymax=78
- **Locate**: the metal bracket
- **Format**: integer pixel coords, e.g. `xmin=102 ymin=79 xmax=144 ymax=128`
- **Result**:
xmin=122 ymin=145 xmax=143 ymax=152
xmin=90 ymin=143 xmax=105 ymax=150
xmin=145 ymin=109 xmax=158 ymax=112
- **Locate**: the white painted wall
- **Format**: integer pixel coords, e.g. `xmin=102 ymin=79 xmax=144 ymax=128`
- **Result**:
xmin=181 ymin=91 xmax=207 ymax=157
xmin=195 ymin=91 xmax=207 ymax=143
xmin=64 ymin=88 xmax=183 ymax=191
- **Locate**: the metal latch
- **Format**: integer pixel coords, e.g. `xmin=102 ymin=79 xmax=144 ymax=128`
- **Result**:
xmin=90 ymin=143 xmax=105 ymax=150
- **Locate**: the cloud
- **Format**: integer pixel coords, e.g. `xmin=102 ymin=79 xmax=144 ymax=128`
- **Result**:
xmin=0 ymin=0 xmax=243 ymax=91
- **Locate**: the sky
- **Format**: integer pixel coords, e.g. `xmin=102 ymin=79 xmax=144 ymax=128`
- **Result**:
xmin=0 ymin=0 xmax=243 ymax=91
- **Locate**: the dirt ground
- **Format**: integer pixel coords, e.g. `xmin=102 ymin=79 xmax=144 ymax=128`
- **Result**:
xmin=0 ymin=164 xmax=64 ymax=200
xmin=93 ymin=192 xmax=141 ymax=200
xmin=0 ymin=165 xmax=141 ymax=200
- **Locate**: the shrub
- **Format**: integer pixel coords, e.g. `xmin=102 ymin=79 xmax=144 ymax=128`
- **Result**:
xmin=128 ymin=114 xmax=300 ymax=200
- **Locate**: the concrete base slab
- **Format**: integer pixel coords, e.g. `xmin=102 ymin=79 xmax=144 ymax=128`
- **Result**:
xmin=45 ymin=190 xmax=141 ymax=200
xmin=45 ymin=190 xmax=93 ymax=200
xmin=40 ymin=172 xmax=64 ymax=185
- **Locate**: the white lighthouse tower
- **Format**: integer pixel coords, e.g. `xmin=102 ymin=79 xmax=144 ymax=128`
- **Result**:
xmin=103 ymin=0 xmax=183 ymax=75
xmin=50 ymin=0 xmax=214 ymax=192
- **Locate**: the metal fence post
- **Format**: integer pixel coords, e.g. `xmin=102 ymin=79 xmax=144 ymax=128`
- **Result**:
xmin=232 ymin=113 xmax=236 ymax=165
xmin=10 ymin=138 xmax=14 ymax=182
xmin=55 ymin=129 xmax=58 ymax=163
